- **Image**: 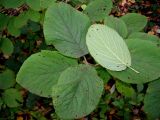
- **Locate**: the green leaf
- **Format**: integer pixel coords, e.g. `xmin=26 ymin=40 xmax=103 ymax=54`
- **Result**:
xmin=0 ymin=13 xmax=10 ymax=30
xmin=13 ymin=9 xmax=40 ymax=30
xmin=2 ymin=88 xmax=23 ymax=107
xmin=109 ymin=39 xmax=160 ymax=84
xmin=26 ymin=9 xmax=41 ymax=22
xmin=116 ymin=81 xmax=135 ymax=97
xmin=26 ymin=0 xmax=41 ymax=11
xmin=86 ymin=24 xmax=131 ymax=71
xmin=84 ymin=0 xmax=113 ymax=21
xmin=44 ymin=2 xmax=91 ymax=58
xmin=96 ymin=67 xmax=111 ymax=84
xmin=0 ymin=38 xmax=14 ymax=55
xmin=104 ymin=16 xmax=128 ymax=38
xmin=0 ymin=69 xmax=15 ymax=90
xmin=14 ymin=12 xmax=29 ymax=28
xmin=41 ymin=0 xmax=56 ymax=9
xmin=144 ymin=79 xmax=160 ymax=119
xmin=1 ymin=0 xmax=25 ymax=8
xmin=120 ymin=13 xmax=147 ymax=34
xmin=128 ymin=32 xmax=160 ymax=44
xmin=16 ymin=50 xmax=77 ymax=97
xmin=7 ymin=17 xmax=21 ymax=37
xmin=52 ymin=64 xmax=103 ymax=119
xmin=26 ymin=0 xmax=55 ymax=11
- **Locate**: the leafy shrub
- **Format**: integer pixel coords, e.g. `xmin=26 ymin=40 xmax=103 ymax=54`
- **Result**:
xmin=0 ymin=0 xmax=160 ymax=119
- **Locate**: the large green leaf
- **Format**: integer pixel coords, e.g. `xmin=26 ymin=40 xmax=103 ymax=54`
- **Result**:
xmin=16 ymin=50 xmax=77 ymax=97
xmin=2 ymin=88 xmax=23 ymax=107
xmin=0 ymin=69 xmax=15 ymax=90
xmin=52 ymin=64 xmax=103 ymax=119
xmin=0 ymin=38 xmax=14 ymax=55
xmin=144 ymin=79 xmax=160 ymax=119
xmin=128 ymin=32 xmax=160 ymax=44
xmin=1 ymin=0 xmax=25 ymax=8
xmin=120 ymin=13 xmax=147 ymax=34
xmin=84 ymin=0 xmax=113 ymax=21
xmin=109 ymin=39 xmax=160 ymax=84
xmin=44 ymin=2 xmax=91 ymax=58
xmin=104 ymin=16 xmax=128 ymax=38
xmin=86 ymin=24 xmax=131 ymax=71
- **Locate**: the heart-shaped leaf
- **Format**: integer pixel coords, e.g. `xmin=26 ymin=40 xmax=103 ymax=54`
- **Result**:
xmin=52 ymin=64 xmax=103 ymax=119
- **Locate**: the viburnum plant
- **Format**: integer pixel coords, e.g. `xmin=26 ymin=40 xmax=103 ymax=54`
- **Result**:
xmin=1 ymin=0 xmax=159 ymax=119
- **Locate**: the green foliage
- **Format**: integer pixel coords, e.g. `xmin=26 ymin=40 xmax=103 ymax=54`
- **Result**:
xmin=0 ymin=38 xmax=14 ymax=55
xmin=116 ymin=81 xmax=135 ymax=98
xmin=0 ymin=0 xmax=160 ymax=119
xmin=7 ymin=17 xmax=21 ymax=37
xmin=2 ymin=88 xmax=23 ymax=108
xmin=128 ymin=32 xmax=160 ymax=43
xmin=0 ymin=13 xmax=10 ymax=30
xmin=120 ymin=13 xmax=147 ymax=34
xmin=84 ymin=0 xmax=113 ymax=21
xmin=44 ymin=2 xmax=90 ymax=58
xmin=26 ymin=0 xmax=55 ymax=11
xmin=0 ymin=98 xmax=3 ymax=109
xmin=16 ymin=10 xmax=40 ymax=27
xmin=104 ymin=15 xmax=128 ymax=38
xmin=86 ymin=24 xmax=131 ymax=71
xmin=14 ymin=11 xmax=29 ymax=28
xmin=0 ymin=0 xmax=25 ymax=8
xmin=144 ymin=79 xmax=160 ymax=119
xmin=109 ymin=39 xmax=160 ymax=84
xmin=16 ymin=50 xmax=77 ymax=97
xmin=0 ymin=69 xmax=15 ymax=90
xmin=96 ymin=67 xmax=111 ymax=84
xmin=52 ymin=64 xmax=103 ymax=119
xmin=26 ymin=9 xmax=41 ymax=22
